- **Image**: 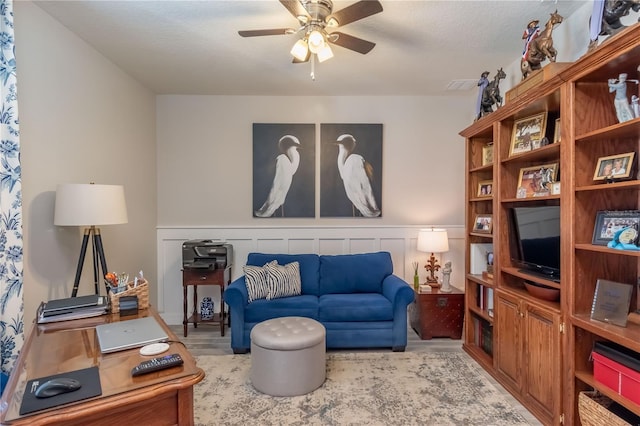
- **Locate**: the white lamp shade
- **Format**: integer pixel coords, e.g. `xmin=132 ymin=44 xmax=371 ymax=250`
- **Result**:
xmin=290 ymin=39 xmax=309 ymax=61
xmin=308 ymin=30 xmax=325 ymax=54
xmin=417 ymin=228 xmax=449 ymax=253
xmin=54 ymin=183 xmax=128 ymax=226
xmin=316 ymin=44 xmax=334 ymax=62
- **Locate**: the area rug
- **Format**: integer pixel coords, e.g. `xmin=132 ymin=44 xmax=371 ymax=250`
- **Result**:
xmin=194 ymin=352 xmax=533 ymax=425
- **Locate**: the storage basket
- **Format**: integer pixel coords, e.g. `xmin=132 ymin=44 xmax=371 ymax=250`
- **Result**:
xmin=578 ymin=391 xmax=631 ymax=426
xmin=109 ymin=280 xmax=149 ymax=313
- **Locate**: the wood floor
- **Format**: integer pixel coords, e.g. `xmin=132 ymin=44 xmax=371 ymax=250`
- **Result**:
xmin=169 ymin=321 xmax=541 ymax=425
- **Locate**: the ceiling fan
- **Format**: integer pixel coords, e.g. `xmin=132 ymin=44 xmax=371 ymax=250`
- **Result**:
xmin=238 ymin=0 xmax=383 ymax=64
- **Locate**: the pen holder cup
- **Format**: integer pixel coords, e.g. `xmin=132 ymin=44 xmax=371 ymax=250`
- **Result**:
xmin=109 ymin=280 xmax=149 ymax=314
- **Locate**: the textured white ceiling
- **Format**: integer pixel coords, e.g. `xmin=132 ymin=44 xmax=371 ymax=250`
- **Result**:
xmin=33 ymin=0 xmax=587 ymax=96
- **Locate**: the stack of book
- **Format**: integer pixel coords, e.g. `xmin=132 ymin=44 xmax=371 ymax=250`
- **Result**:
xmin=37 ymin=294 xmax=108 ymax=324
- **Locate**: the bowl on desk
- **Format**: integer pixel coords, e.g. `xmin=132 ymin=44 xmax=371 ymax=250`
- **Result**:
xmin=524 ymin=281 xmax=560 ymax=302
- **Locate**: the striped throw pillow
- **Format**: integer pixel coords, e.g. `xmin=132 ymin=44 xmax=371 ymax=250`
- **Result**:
xmin=243 ymin=261 xmax=277 ymax=303
xmin=266 ymin=261 xmax=302 ymax=300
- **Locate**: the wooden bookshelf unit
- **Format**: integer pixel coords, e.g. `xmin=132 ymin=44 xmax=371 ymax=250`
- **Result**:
xmin=460 ymin=25 xmax=640 ymax=426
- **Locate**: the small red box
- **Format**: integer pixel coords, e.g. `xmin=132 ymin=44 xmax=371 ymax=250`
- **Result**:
xmin=593 ymin=351 xmax=640 ymax=405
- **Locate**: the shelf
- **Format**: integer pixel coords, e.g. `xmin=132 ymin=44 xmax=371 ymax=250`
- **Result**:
xmin=466 ymin=273 xmax=494 ymax=287
xmin=469 ymin=232 xmax=493 ymax=239
xmin=469 ymin=196 xmax=493 ymax=202
xmin=470 ymin=164 xmax=493 ymax=173
xmin=499 ymin=284 xmax=562 ymax=313
xmin=468 ymin=304 xmax=494 ymax=323
xmin=576 ymin=180 xmax=640 ymax=192
xmin=575 ymin=116 xmax=640 ymax=142
xmin=501 ymin=194 xmax=560 ymax=204
xmin=462 ymin=343 xmax=493 ymax=371
xmin=186 ymin=312 xmax=223 ymax=324
xmin=500 ymin=143 xmax=560 ymax=165
xmin=501 ymin=266 xmax=561 ymax=289
xmin=575 ymin=369 xmax=640 ymax=416
xmin=572 ymin=314 xmax=640 ymax=353
xmin=575 ymin=243 xmax=640 ymax=257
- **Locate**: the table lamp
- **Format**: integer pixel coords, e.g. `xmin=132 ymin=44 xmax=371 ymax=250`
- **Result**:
xmin=417 ymin=228 xmax=449 ymax=287
xmin=54 ymin=183 xmax=128 ymax=296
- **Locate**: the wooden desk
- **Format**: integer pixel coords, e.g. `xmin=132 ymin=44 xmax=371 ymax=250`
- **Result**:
xmin=182 ymin=266 xmax=231 ymax=337
xmin=410 ymin=286 xmax=465 ymax=340
xmin=0 ymin=308 xmax=204 ymax=425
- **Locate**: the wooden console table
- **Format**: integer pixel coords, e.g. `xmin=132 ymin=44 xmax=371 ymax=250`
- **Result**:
xmin=0 ymin=307 xmax=204 ymax=425
xmin=410 ymin=286 xmax=465 ymax=340
xmin=182 ymin=266 xmax=231 ymax=337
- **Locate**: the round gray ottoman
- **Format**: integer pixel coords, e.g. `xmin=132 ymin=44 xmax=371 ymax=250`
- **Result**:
xmin=250 ymin=316 xmax=326 ymax=396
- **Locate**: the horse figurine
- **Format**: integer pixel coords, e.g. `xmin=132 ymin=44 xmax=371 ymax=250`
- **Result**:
xmin=521 ymin=10 xmax=564 ymax=79
xmin=588 ymin=0 xmax=640 ymax=51
xmin=478 ymin=68 xmax=506 ymax=119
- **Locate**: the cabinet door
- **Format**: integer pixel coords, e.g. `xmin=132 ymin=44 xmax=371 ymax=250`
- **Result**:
xmin=494 ymin=291 xmax=522 ymax=392
xmin=523 ymin=303 xmax=561 ymax=422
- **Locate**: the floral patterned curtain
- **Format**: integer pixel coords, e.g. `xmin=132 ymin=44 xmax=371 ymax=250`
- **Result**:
xmin=0 ymin=0 xmax=23 ymax=377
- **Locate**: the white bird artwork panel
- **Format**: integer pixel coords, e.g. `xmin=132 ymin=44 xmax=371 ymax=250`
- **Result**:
xmin=253 ymin=123 xmax=316 ymax=218
xmin=320 ymin=123 xmax=382 ymax=218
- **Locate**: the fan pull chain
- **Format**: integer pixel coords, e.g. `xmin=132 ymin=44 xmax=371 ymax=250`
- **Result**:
xmin=310 ymin=53 xmax=315 ymax=81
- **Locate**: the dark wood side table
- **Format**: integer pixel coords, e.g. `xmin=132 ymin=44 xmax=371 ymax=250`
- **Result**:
xmin=409 ymin=286 xmax=465 ymax=340
xmin=182 ymin=266 xmax=231 ymax=337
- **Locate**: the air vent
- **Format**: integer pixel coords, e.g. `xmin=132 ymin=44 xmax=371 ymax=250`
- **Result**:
xmin=445 ymin=79 xmax=478 ymax=91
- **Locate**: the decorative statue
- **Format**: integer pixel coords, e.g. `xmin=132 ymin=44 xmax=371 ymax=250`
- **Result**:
xmin=521 ymin=10 xmax=563 ymax=79
xmin=441 ymin=261 xmax=452 ymax=293
xmin=589 ymin=0 xmax=640 ymax=51
xmin=608 ymin=73 xmax=640 ymax=123
xmin=479 ymin=68 xmax=506 ymax=118
xmin=475 ymin=71 xmax=490 ymax=121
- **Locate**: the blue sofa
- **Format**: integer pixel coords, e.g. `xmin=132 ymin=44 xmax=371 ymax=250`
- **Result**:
xmin=223 ymin=251 xmax=415 ymax=354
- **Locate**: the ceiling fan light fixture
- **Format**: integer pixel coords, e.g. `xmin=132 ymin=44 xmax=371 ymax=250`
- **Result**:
xmin=307 ymin=29 xmax=325 ymax=54
xmin=316 ymin=44 xmax=333 ymax=62
xmin=290 ymin=39 xmax=309 ymax=61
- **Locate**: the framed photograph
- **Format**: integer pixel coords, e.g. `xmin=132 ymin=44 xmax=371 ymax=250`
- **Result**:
xmin=516 ymin=162 xmax=558 ymax=198
xmin=482 ymin=143 xmax=493 ymax=166
xmin=593 ymin=152 xmax=635 ymax=181
xmin=553 ymin=118 xmax=561 ymax=143
xmin=509 ymin=112 xmax=547 ymax=157
xmin=591 ymin=279 xmax=633 ymax=327
xmin=592 ymin=210 xmax=640 ymax=245
xmin=477 ymin=180 xmax=493 ymax=197
xmin=473 ymin=214 xmax=493 ymax=234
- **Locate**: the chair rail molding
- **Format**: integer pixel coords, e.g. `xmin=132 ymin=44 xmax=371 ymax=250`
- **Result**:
xmin=157 ymin=225 xmax=464 ymax=325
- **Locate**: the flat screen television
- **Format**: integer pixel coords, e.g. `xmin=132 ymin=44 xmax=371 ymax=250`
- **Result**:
xmin=510 ymin=205 xmax=561 ymax=282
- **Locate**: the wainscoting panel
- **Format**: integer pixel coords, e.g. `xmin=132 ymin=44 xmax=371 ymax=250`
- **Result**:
xmin=157 ymin=226 xmax=464 ymax=325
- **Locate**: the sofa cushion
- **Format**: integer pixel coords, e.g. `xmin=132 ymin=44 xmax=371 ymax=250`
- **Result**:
xmin=266 ymin=261 xmax=302 ymax=300
xmin=319 ymin=252 xmax=392 ymax=294
xmin=318 ymin=293 xmax=393 ymax=322
xmin=247 ymin=253 xmax=320 ymax=296
xmin=244 ymin=295 xmax=319 ymax=323
xmin=243 ymin=261 xmax=276 ymax=303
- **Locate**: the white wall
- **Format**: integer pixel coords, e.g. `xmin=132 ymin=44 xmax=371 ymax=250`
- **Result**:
xmin=15 ymin=2 xmax=157 ymax=326
xmin=156 ymin=95 xmax=470 ymax=226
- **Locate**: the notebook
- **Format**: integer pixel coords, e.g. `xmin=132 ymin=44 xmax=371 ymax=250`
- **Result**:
xmin=95 ymin=316 xmax=168 ymax=354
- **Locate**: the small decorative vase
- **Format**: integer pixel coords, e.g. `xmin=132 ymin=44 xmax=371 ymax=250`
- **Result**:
xmin=200 ymin=297 xmax=214 ymax=320
xmin=413 ymin=274 xmax=420 ymax=291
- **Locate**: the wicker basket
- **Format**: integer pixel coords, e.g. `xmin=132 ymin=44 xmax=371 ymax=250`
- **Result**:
xmin=578 ymin=391 xmax=631 ymax=426
xmin=109 ymin=280 xmax=150 ymax=313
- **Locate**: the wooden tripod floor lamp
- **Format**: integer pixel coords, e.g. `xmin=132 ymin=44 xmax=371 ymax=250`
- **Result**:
xmin=54 ymin=183 xmax=128 ymax=297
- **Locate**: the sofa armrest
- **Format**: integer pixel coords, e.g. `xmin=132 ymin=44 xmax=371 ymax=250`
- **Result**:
xmin=382 ymin=274 xmax=415 ymax=308
xmin=382 ymin=274 xmax=415 ymax=351
xmin=223 ymin=276 xmax=249 ymax=322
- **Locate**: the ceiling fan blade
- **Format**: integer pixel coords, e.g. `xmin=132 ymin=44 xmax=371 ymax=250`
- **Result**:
xmin=279 ymin=0 xmax=310 ymax=22
xmin=326 ymin=0 xmax=383 ymax=27
xmin=238 ymin=29 xmax=294 ymax=37
xmin=329 ymin=32 xmax=376 ymax=54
